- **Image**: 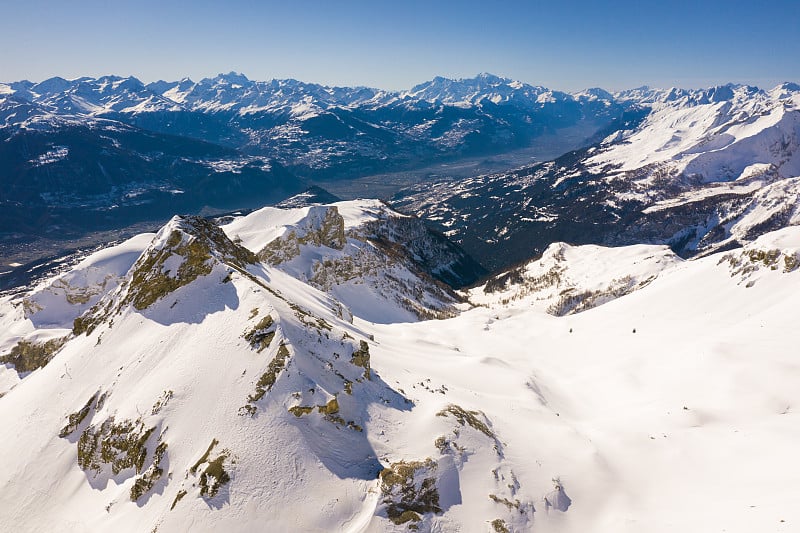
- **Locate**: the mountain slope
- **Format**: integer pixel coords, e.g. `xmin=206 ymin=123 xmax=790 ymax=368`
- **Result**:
xmin=392 ymin=83 xmax=800 ymax=270
xmin=0 ymin=212 xmax=414 ymax=531
xmin=0 ymin=118 xmax=303 ymax=239
xmin=368 ymin=227 xmax=800 ymax=533
xmin=222 ymin=200 xmax=484 ymax=322
xmin=1 ymin=211 xmax=799 ymax=532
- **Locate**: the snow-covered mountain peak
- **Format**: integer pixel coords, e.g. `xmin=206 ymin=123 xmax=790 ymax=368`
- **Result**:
xmin=223 ymin=200 xmax=478 ymax=323
xmin=587 ymin=82 xmax=800 ymax=189
xmin=475 ymin=72 xmax=504 ymax=80
xmin=112 ymin=215 xmax=257 ymax=310
xmin=573 ymin=87 xmax=615 ymax=101
xmin=61 ymin=214 xmax=260 ymax=340
xmin=403 ymin=73 xmax=560 ymax=106
xmin=30 ymin=76 xmax=76 ymax=96
xmin=471 ymin=241 xmax=681 ymax=314
xmin=213 ymin=71 xmax=250 ymax=86
xmin=92 ymin=75 xmax=145 ymax=92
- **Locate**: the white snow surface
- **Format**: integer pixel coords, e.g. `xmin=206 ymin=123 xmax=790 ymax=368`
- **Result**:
xmin=470 ymin=241 xmax=681 ymax=313
xmin=23 ymin=233 xmax=155 ymax=326
xmin=223 ymin=200 xmax=386 ymax=254
xmin=588 ymin=84 xmax=800 ymax=186
xmin=0 ymin=210 xmax=798 ymax=532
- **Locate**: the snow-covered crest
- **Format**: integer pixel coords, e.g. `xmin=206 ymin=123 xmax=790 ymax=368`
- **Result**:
xmin=472 ymin=241 xmax=681 ymax=315
xmin=1 ymin=206 xmax=800 ymax=530
xmin=224 ymin=200 xmax=473 ymax=323
xmin=589 ymin=83 xmax=800 ymax=185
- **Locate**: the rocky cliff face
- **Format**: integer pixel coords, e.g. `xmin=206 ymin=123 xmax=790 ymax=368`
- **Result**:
xmin=224 ymin=201 xmax=484 ymax=323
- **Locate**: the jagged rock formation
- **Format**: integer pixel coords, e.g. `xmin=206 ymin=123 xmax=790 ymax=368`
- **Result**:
xmin=0 ymin=208 xmax=424 ymax=530
xmin=71 ymin=215 xmax=257 ymax=335
xmin=224 ymin=200 xmax=485 ymax=322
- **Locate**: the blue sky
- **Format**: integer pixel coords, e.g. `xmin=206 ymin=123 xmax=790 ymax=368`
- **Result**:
xmin=2 ymin=0 xmax=798 ymax=91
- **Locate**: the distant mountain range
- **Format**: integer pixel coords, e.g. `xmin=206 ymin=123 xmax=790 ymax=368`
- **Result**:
xmin=0 ymin=72 xmax=628 ymax=178
xmin=0 ymin=72 xmax=638 ymax=245
xmin=393 ymin=82 xmax=800 ymax=270
xmin=2 ymin=73 xmax=799 ymax=281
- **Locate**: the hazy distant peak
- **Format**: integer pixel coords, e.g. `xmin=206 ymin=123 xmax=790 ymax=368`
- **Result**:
xmin=214 ymin=71 xmax=250 ymax=85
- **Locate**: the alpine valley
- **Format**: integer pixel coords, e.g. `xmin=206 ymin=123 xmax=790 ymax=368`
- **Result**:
xmin=0 ymin=73 xmax=626 ymax=274
xmin=0 ymin=74 xmax=799 ymax=533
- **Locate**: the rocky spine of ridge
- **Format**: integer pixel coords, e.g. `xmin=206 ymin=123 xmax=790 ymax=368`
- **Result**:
xmin=72 ymin=215 xmax=257 ymax=335
xmin=0 ymin=208 xmax=433 ymax=527
xmin=252 ymin=203 xmax=482 ymax=320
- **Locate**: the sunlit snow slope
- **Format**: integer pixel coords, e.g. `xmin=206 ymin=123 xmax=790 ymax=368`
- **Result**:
xmin=0 ymin=205 xmax=798 ymax=532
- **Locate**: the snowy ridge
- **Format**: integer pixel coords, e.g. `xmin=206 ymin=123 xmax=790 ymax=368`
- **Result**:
xmin=589 ymin=83 xmax=800 ymax=189
xmin=1 ymin=208 xmax=800 ymax=531
xmin=4 ymin=72 xmax=566 ymax=123
xmin=224 ymin=201 xmax=470 ymax=323
xmin=403 ymin=73 xmax=571 ymax=108
xmin=22 ymin=233 xmax=155 ymax=328
xmin=1 ymin=76 xmax=182 ymax=127
xmin=472 ymin=242 xmax=681 ymax=315
xmin=716 ymin=225 xmax=800 ymax=286
xmin=0 ymin=234 xmax=154 ymax=392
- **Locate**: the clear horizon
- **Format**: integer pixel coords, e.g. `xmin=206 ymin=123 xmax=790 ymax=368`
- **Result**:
xmin=4 ymin=71 xmax=798 ymax=94
xmin=2 ymin=0 xmax=798 ymax=92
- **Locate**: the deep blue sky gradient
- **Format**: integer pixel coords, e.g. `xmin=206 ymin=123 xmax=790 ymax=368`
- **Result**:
xmin=3 ymin=0 xmax=798 ymax=91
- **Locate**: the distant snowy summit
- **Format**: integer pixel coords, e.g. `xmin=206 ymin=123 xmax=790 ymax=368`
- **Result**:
xmin=3 ymin=72 xmax=795 ymax=122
